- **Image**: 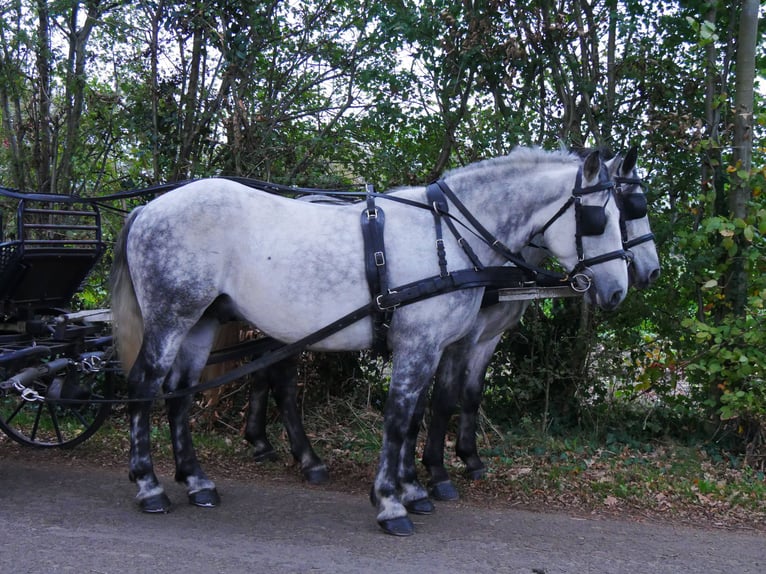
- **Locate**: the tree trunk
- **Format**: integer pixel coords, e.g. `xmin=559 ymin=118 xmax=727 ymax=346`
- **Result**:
xmin=725 ymin=0 xmax=759 ymax=315
xmin=34 ymin=0 xmax=52 ymax=193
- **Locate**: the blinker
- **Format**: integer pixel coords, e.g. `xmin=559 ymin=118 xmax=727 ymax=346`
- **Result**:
xmin=619 ymin=192 xmax=648 ymax=220
xmin=578 ymin=204 xmax=608 ymax=236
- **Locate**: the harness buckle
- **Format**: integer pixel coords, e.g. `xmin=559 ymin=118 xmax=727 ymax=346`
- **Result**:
xmin=366 ymin=208 xmax=378 ymax=219
xmin=374 ymin=251 xmax=385 ymax=266
xmin=376 ymin=290 xmax=400 ymax=311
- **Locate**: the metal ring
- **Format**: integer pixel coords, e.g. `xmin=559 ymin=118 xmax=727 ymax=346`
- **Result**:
xmin=570 ymin=272 xmax=593 ymax=293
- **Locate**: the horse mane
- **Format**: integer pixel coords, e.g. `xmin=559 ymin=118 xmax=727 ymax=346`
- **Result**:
xmin=444 ymin=146 xmax=581 ymax=182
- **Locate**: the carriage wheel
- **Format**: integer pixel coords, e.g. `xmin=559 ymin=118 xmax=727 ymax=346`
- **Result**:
xmin=0 ymin=361 xmax=115 ymax=448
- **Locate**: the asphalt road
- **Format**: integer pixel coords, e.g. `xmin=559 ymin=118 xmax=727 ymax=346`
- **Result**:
xmin=0 ymin=455 xmax=764 ymax=574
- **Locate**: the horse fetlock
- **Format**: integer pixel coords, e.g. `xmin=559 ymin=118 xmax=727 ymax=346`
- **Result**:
xmin=400 ymin=481 xmax=429 ymax=506
xmin=424 ymin=463 xmax=450 ymax=484
xmin=401 ymin=480 xmax=434 ymax=515
xmin=462 ymin=456 xmax=487 ymax=480
xmin=375 ymin=494 xmax=408 ymax=522
xmin=251 ymin=440 xmax=278 ymax=463
xmin=135 ymin=482 xmax=171 ymax=514
xmin=185 ymin=475 xmax=216 ymax=494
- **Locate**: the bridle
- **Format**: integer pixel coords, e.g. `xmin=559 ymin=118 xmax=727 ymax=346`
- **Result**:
xmin=613 ymin=175 xmax=655 ymax=252
xmin=535 ymin=167 xmax=628 ymax=290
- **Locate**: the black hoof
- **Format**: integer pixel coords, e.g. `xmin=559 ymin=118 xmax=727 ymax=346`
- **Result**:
xmin=378 ymin=516 xmax=415 ymax=537
xmin=139 ymin=492 xmax=171 ymax=514
xmin=188 ymin=488 xmax=221 ymax=508
xmin=429 ymin=480 xmax=460 ymax=501
xmin=405 ymin=497 xmax=435 ymax=515
xmin=253 ymin=449 xmax=279 ymax=463
xmin=303 ymin=466 xmax=330 ymax=485
xmin=466 ymin=466 xmax=486 ymax=481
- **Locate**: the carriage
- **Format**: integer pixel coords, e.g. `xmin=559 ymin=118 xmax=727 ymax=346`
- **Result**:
xmin=0 ymin=189 xmax=116 ymax=447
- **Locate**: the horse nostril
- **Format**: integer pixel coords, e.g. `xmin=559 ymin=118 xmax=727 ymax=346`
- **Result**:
xmin=648 ymin=268 xmax=661 ymax=284
xmin=609 ymin=289 xmax=625 ymax=310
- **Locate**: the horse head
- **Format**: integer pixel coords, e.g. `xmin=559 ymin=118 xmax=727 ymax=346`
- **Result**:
xmin=538 ymin=150 xmax=629 ymax=311
xmin=609 ymin=147 xmax=661 ymax=289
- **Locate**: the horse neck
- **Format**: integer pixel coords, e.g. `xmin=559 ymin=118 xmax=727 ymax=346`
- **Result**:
xmin=443 ymin=162 xmax=576 ymax=262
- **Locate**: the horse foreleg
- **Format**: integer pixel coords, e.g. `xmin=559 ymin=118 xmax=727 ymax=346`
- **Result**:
xmin=269 ymin=357 xmax=329 ymax=485
xmin=455 ymin=335 xmax=501 ymax=481
xmin=421 ymin=347 xmax=464 ymax=502
xmin=397 ymin=388 xmax=434 ymax=514
xmin=372 ymin=351 xmax=440 ymax=536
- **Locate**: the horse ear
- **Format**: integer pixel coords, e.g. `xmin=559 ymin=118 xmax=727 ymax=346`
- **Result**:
xmin=621 ymin=146 xmax=638 ymax=175
xmin=583 ymin=150 xmax=601 ymax=181
xmin=605 ymin=155 xmax=621 ymax=179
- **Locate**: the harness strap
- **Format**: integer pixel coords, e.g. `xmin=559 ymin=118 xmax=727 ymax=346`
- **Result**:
xmin=624 ymin=233 xmax=656 ymax=249
xmin=426 ymin=183 xmax=484 ymax=272
xmin=425 ymin=184 xmax=450 ymax=277
xmin=360 ymin=187 xmax=392 ymax=357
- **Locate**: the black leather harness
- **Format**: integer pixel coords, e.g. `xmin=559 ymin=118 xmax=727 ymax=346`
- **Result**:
xmin=357 ymin=171 xmax=626 ymax=354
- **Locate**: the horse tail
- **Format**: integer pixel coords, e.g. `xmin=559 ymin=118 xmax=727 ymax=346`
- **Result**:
xmin=110 ymin=207 xmax=145 ymax=374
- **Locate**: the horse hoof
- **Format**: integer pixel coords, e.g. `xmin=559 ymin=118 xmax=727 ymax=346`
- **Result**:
xmin=188 ymin=488 xmax=220 ymax=508
xmin=429 ymin=480 xmax=460 ymax=501
xmin=405 ymin=497 xmax=435 ymax=515
xmin=378 ymin=516 xmax=415 ymax=537
xmin=466 ymin=466 xmax=486 ymax=481
xmin=139 ymin=493 xmax=171 ymax=514
xmin=303 ymin=466 xmax=330 ymax=485
xmin=253 ymin=449 xmax=279 ymax=463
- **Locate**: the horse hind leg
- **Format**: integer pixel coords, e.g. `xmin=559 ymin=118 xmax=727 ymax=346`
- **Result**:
xmin=454 ymin=338 xmax=500 ymax=482
xmin=128 ymin=335 xmax=185 ymax=513
xmin=166 ymin=319 xmax=221 ymax=508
